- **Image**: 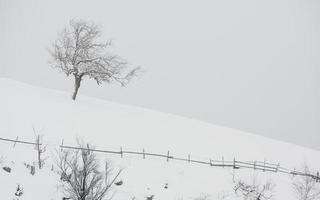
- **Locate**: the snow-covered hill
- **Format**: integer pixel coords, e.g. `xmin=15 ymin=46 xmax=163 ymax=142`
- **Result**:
xmin=0 ymin=78 xmax=319 ymax=200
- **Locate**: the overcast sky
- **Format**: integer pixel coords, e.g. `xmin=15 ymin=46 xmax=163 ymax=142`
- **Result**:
xmin=0 ymin=0 xmax=319 ymax=150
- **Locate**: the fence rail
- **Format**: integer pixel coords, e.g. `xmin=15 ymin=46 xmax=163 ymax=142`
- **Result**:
xmin=0 ymin=136 xmax=319 ymax=182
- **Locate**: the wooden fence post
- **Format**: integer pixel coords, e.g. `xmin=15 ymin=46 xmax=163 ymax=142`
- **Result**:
xmin=13 ymin=136 xmax=19 ymax=148
xmin=222 ymin=156 xmax=224 ymax=168
xmin=276 ymin=163 xmax=280 ymax=172
xmin=254 ymin=161 xmax=256 ymax=170
xmin=60 ymin=139 xmax=64 ymax=151
xmin=120 ymin=147 xmax=123 ymax=158
xmin=143 ymin=148 xmax=145 ymax=159
xmin=210 ymin=159 xmax=213 ymax=166
xmin=35 ymin=135 xmax=39 ymax=150
xmin=188 ymin=154 xmax=190 ymax=163
xmin=317 ymin=172 xmax=319 ymax=183
xmin=87 ymin=143 xmax=90 ymax=154
xmin=36 ymin=135 xmax=42 ymax=169
xmin=233 ymin=158 xmax=236 ymax=169
xmin=167 ymin=151 xmax=170 ymax=162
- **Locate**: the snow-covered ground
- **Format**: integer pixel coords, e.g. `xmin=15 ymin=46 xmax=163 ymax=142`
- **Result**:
xmin=0 ymin=78 xmax=319 ymax=200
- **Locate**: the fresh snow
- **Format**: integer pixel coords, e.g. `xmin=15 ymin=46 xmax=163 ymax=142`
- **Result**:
xmin=0 ymin=78 xmax=319 ymax=200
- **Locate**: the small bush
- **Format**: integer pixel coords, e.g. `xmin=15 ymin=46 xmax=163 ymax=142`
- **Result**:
xmin=2 ymin=166 xmax=11 ymax=173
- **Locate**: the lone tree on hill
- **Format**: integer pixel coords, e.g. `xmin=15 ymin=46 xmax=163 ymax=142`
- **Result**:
xmin=48 ymin=19 xmax=140 ymax=100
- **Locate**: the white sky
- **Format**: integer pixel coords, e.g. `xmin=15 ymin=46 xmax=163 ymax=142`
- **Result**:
xmin=0 ymin=0 xmax=319 ymax=150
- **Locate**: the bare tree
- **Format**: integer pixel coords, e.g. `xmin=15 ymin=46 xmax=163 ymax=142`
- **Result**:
xmin=233 ymin=174 xmax=275 ymax=200
xmin=292 ymin=164 xmax=320 ymax=200
xmin=48 ymin=19 xmax=141 ymax=100
xmin=55 ymin=142 xmax=122 ymax=200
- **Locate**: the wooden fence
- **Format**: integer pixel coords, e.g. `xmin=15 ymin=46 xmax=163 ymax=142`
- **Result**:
xmin=0 ymin=136 xmax=319 ymax=182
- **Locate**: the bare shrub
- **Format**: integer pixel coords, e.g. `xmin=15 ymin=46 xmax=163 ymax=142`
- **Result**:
xmin=194 ymin=194 xmax=210 ymax=200
xmin=233 ymin=174 xmax=275 ymax=200
xmin=146 ymin=195 xmax=154 ymax=200
xmin=55 ymin=141 xmax=122 ymax=200
xmin=2 ymin=166 xmax=11 ymax=173
xmin=23 ymin=162 xmax=36 ymax=175
xmin=292 ymin=164 xmax=320 ymax=200
xmin=14 ymin=184 xmax=24 ymax=197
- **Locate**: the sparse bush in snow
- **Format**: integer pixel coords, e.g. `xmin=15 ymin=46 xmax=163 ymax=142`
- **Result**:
xmin=12 ymin=184 xmax=24 ymax=200
xmin=146 ymin=194 xmax=154 ymax=200
xmin=233 ymin=174 xmax=275 ymax=200
xmin=292 ymin=164 xmax=320 ymax=200
xmin=24 ymin=162 xmax=36 ymax=175
xmin=55 ymin=141 xmax=123 ymax=200
xmin=14 ymin=184 xmax=24 ymax=197
xmin=114 ymin=180 xmax=123 ymax=186
xmin=48 ymin=18 xmax=141 ymax=100
xmin=194 ymin=194 xmax=210 ymax=200
xmin=3 ymin=166 xmax=11 ymax=173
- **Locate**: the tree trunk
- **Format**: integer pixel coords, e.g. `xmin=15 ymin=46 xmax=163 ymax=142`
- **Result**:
xmin=72 ymin=76 xmax=81 ymax=100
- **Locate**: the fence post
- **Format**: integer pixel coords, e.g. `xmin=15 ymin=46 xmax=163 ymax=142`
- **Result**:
xmin=60 ymin=139 xmax=64 ymax=151
xmin=87 ymin=143 xmax=90 ymax=154
xmin=222 ymin=156 xmax=224 ymax=168
xmin=276 ymin=163 xmax=280 ymax=172
xmin=254 ymin=161 xmax=256 ymax=170
xmin=188 ymin=154 xmax=190 ymax=163
xmin=292 ymin=168 xmax=296 ymax=176
xmin=120 ymin=147 xmax=123 ymax=158
xmin=167 ymin=151 xmax=170 ymax=162
xmin=317 ymin=172 xmax=319 ymax=183
xmin=13 ymin=136 xmax=19 ymax=148
xmin=36 ymin=135 xmax=42 ymax=169
xmin=263 ymin=159 xmax=266 ymax=172
xmin=210 ymin=159 xmax=213 ymax=166
xmin=143 ymin=148 xmax=145 ymax=159
xmin=35 ymin=135 xmax=39 ymax=150
xmin=233 ymin=158 xmax=236 ymax=169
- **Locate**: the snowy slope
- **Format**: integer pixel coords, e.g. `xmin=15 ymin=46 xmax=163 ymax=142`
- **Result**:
xmin=0 ymin=78 xmax=319 ymax=200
